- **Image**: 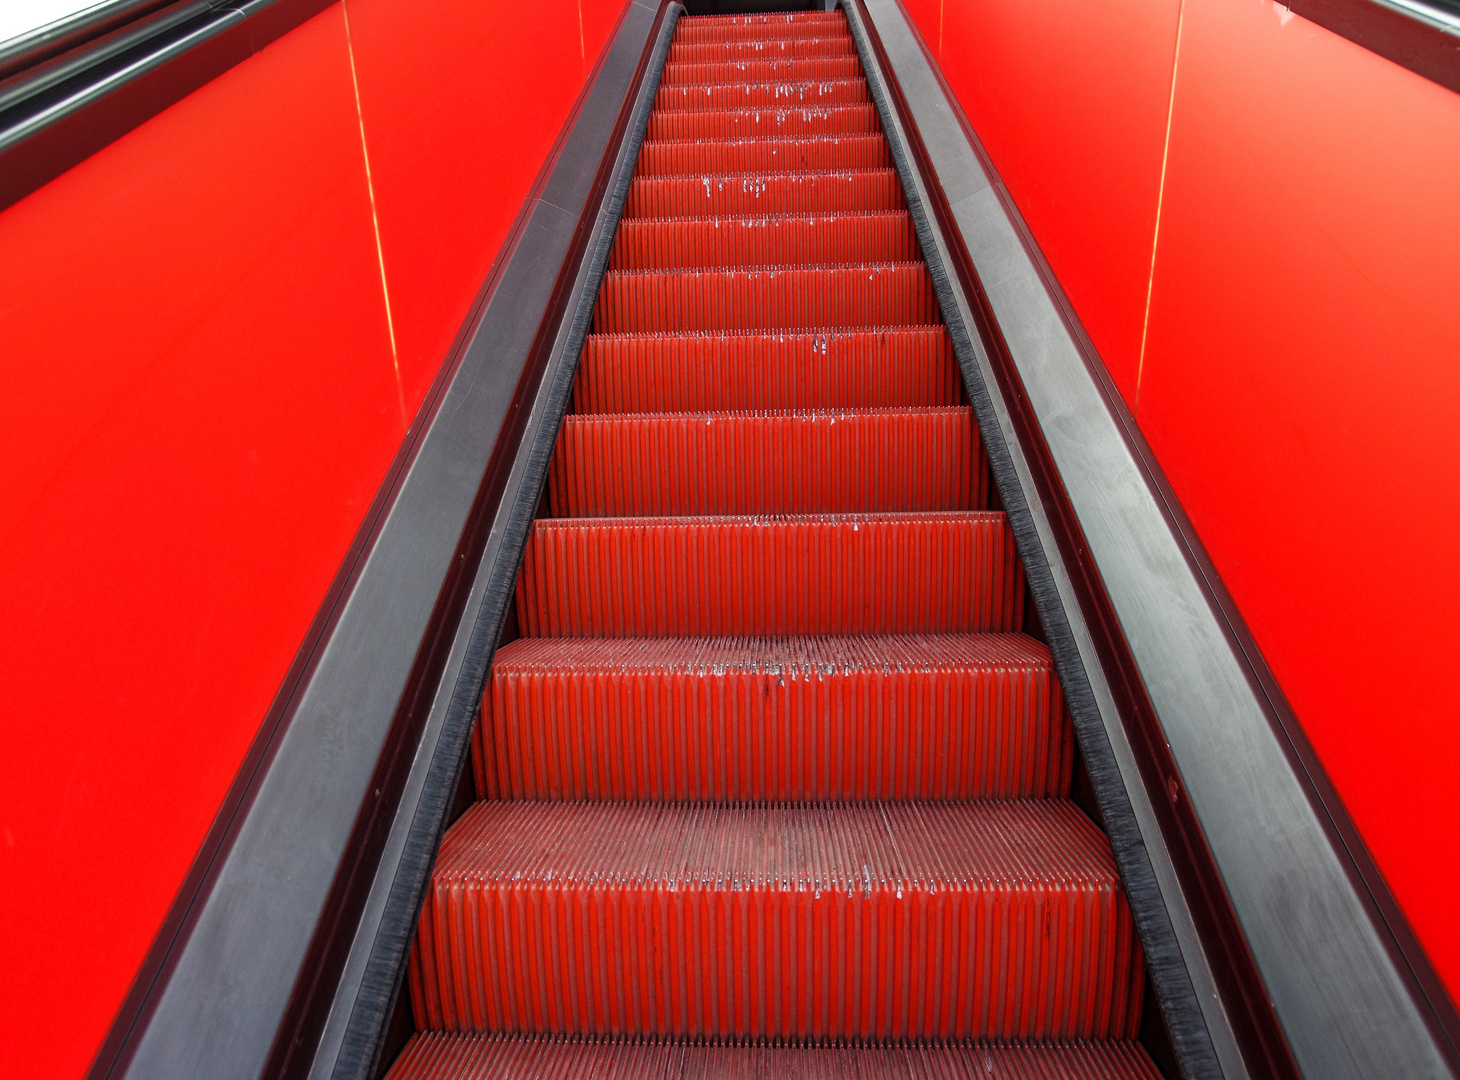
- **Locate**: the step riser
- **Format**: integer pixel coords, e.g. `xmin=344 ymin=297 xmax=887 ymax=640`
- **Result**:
xmin=473 ymin=644 xmax=1071 ymax=803
xmin=625 ymin=172 xmax=904 ymax=219
xmin=593 ymin=265 xmax=938 ymax=333
xmin=574 ymin=329 xmax=961 ymax=413
xmin=410 ymin=802 xmax=1143 ymax=1040
xmin=655 ymin=80 xmax=870 ymax=112
xmin=515 ymin=514 xmax=1025 ymax=638
xmin=668 ymin=38 xmax=860 ymax=64
xmin=609 ymin=212 xmax=918 ymax=270
xmin=548 ymin=409 xmax=985 ymax=517
xmin=634 ymin=136 xmax=892 ymax=179
xmin=647 ymin=105 xmax=878 ymax=141
xmin=661 ymin=57 xmax=863 ymax=85
xmin=388 ymin=1035 xmax=1164 ymax=1080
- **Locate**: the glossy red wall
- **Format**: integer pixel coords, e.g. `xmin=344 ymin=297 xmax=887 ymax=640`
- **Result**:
xmin=0 ymin=2 xmax=627 ymax=1078
xmin=915 ymin=0 xmax=1460 ymax=1007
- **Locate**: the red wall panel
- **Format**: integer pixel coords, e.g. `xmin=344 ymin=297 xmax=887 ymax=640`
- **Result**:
xmin=929 ymin=0 xmax=1180 ymax=401
xmin=916 ymin=0 xmax=1460 ymax=1007
xmin=346 ymin=0 xmax=625 ymax=416
xmin=0 ymin=2 xmax=629 ymax=1078
xmin=1138 ymin=0 xmax=1460 ymax=1002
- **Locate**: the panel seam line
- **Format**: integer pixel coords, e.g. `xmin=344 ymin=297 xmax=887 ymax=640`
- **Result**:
xmin=343 ymin=0 xmax=407 ymax=430
xmin=1136 ymin=0 xmax=1185 ymax=412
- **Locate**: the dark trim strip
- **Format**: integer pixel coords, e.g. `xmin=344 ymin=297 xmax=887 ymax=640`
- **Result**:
xmin=305 ymin=5 xmax=681 ymax=1078
xmin=853 ymin=1 xmax=1460 ymax=1077
xmin=911 ymin=17 xmax=1460 ymax=1067
xmin=0 ymin=0 xmax=335 ymax=213
xmin=1286 ymin=0 xmax=1460 ymax=98
xmin=84 ymin=4 xmax=670 ymax=1078
xmin=877 ymin=0 xmax=1460 ymax=1067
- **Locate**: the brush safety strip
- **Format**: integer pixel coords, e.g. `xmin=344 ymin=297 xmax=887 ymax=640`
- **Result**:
xmin=608 ymin=211 xmax=918 ymax=270
xmin=654 ymin=79 xmax=871 ymax=112
xmin=548 ymin=408 xmax=984 ymax=516
xmin=386 ymin=1035 xmax=1165 ymax=1080
xmin=573 ymin=328 xmax=961 ymax=412
xmin=515 ymin=512 xmax=1024 ymax=637
xmin=471 ymin=634 xmax=1072 ymax=803
xmin=634 ymin=135 xmax=892 ymax=177
xmin=593 ymin=264 xmax=938 ymax=332
xmin=409 ymin=801 xmax=1144 ymax=1040
xmin=624 ymin=171 xmax=904 ymax=218
xmin=661 ymin=56 xmax=863 ymax=85
xmin=647 ymin=104 xmax=877 ymax=140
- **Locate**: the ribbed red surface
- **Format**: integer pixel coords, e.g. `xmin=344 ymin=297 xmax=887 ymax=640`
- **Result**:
xmin=634 ymin=136 xmax=892 ymax=178
xmin=661 ymin=57 xmax=864 ymax=85
xmin=609 ymin=212 xmax=917 ymax=270
xmin=668 ymin=38 xmax=860 ymax=65
xmin=655 ymin=79 xmax=870 ymax=112
xmin=593 ymin=264 xmax=937 ymax=333
xmin=573 ymin=329 xmax=961 ymax=413
xmin=674 ymin=13 xmax=849 ymax=43
xmin=548 ymin=408 xmax=984 ymax=516
xmin=470 ymin=635 xmax=1072 ymax=803
xmin=515 ymin=513 xmax=1024 ymax=637
xmin=399 ymin=13 xmax=1152 ymax=1076
xmin=387 ymin=1036 xmax=1164 ymax=1080
xmin=409 ymin=801 xmax=1143 ymax=1040
xmin=646 ymin=104 xmax=877 ymax=141
xmin=624 ymin=171 xmax=903 ymax=219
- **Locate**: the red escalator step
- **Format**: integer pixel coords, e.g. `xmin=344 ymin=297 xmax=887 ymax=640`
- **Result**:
xmin=548 ymin=408 xmax=985 ymax=516
xmin=634 ymin=135 xmax=891 ymax=178
xmin=668 ymin=38 xmax=859 ymax=65
xmin=661 ymin=57 xmax=863 ymax=85
xmin=675 ymin=13 xmax=849 ymax=43
xmin=624 ymin=171 xmax=903 ymax=219
xmin=646 ymin=104 xmax=876 ymax=140
xmin=515 ymin=512 xmax=1024 ymax=637
xmin=593 ymin=264 xmax=937 ymax=333
xmin=408 ymin=800 xmax=1144 ymax=1040
xmin=386 ymin=1034 xmax=1165 ymax=1080
xmin=471 ymin=634 xmax=1072 ymax=802
xmin=609 ymin=212 xmax=917 ymax=271
xmin=655 ymin=79 xmax=869 ymax=112
xmin=573 ymin=328 xmax=960 ymax=413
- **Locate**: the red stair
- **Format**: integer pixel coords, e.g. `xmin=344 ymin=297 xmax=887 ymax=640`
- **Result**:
xmin=389 ymin=10 xmax=1160 ymax=1078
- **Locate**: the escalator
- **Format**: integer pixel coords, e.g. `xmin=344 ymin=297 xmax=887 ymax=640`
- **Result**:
xmin=382 ymin=11 xmax=1161 ymax=1078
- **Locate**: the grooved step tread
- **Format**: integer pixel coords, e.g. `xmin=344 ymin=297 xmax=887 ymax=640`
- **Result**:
xmin=472 ymin=633 xmax=1072 ymax=803
xmin=634 ymin=136 xmax=892 ymax=178
xmin=610 ymin=211 xmax=919 ymax=270
xmin=655 ymin=79 xmax=871 ymax=111
xmin=410 ymin=800 xmax=1143 ymax=1039
xmin=667 ymin=39 xmax=861 ymax=66
xmin=515 ymin=512 xmax=1025 ymax=638
xmin=575 ymin=328 xmax=960 ymax=413
xmin=625 ymin=170 xmax=904 ymax=218
xmin=647 ymin=104 xmax=878 ymax=141
xmin=387 ymin=1036 xmax=1164 ymax=1080
xmin=593 ymin=263 xmax=937 ymax=333
xmin=676 ymin=18 xmax=851 ymax=44
xmin=548 ymin=407 xmax=985 ymax=516
xmin=661 ymin=56 xmax=864 ymax=85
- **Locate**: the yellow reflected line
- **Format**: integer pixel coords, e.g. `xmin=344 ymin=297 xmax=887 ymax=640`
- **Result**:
xmin=343 ymin=0 xmax=407 ymax=430
xmin=1136 ymin=0 xmax=1185 ymax=412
